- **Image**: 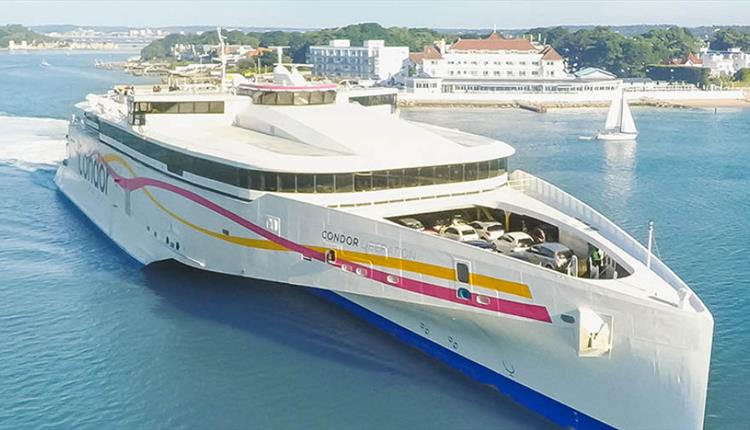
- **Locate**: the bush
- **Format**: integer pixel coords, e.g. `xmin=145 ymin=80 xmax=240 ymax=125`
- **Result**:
xmin=734 ymin=68 xmax=750 ymax=82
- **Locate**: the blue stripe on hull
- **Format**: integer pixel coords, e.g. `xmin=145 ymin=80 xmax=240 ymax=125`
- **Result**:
xmin=311 ymin=288 xmax=616 ymax=430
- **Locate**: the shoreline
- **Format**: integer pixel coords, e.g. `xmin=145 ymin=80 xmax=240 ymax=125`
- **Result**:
xmin=398 ymin=98 xmax=750 ymax=110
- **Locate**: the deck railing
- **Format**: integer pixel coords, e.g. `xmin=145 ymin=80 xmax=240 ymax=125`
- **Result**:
xmin=508 ymin=170 xmax=700 ymax=310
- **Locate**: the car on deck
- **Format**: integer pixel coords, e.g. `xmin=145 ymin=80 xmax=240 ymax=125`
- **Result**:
xmin=494 ymin=232 xmax=534 ymax=254
xmin=397 ymin=217 xmax=425 ymax=231
xmin=441 ymin=225 xmax=481 ymax=242
xmin=469 ymin=221 xmax=505 ymax=241
xmin=513 ymin=242 xmax=574 ymax=271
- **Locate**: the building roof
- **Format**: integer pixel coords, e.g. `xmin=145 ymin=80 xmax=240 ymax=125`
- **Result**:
xmin=409 ymin=52 xmax=425 ymax=64
xmin=450 ymin=31 xmax=536 ymax=52
xmin=687 ymin=53 xmax=703 ymax=65
xmin=540 ymin=46 xmax=563 ymax=61
xmin=410 ymin=45 xmax=443 ymax=64
xmin=574 ymin=67 xmax=617 ymax=80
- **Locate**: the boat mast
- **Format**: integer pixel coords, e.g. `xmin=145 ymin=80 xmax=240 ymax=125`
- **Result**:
xmin=619 ymin=89 xmax=625 ymax=132
xmin=646 ymin=220 xmax=654 ymax=269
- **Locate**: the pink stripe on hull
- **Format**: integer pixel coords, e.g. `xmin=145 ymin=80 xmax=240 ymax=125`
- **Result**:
xmin=105 ymin=156 xmax=551 ymax=323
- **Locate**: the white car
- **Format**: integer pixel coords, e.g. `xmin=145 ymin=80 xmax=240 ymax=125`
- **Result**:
xmin=494 ymin=232 xmax=535 ymax=254
xmin=397 ymin=217 xmax=425 ymax=231
xmin=469 ymin=221 xmax=505 ymax=241
xmin=441 ymin=225 xmax=481 ymax=242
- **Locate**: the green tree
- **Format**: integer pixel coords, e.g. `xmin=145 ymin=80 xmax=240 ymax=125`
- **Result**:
xmin=708 ymin=28 xmax=750 ymax=51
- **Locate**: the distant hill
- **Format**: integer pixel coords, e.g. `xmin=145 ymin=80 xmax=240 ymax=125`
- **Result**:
xmin=437 ymin=24 xmax=750 ymax=39
xmin=29 ymin=23 xmax=750 ymax=39
xmin=0 ymin=24 xmax=53 ymax=48
xmin=30 ymin=24 xmax=314 ymax=34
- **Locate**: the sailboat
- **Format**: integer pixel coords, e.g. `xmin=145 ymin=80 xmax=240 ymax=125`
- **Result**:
xmin=597 ymin=90 xmax=637 ymax=141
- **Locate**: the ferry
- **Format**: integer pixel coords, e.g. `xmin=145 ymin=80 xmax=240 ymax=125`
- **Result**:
xmin=55 ymin=53 xmax=713 ymax=429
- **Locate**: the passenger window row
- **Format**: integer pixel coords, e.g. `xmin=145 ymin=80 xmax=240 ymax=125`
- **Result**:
xmin=98 ymin=122 xmax=508 ymax=193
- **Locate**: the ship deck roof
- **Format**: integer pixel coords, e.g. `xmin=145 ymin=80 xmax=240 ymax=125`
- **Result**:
xmin=98 ymin=92 xmax=515 ymax=174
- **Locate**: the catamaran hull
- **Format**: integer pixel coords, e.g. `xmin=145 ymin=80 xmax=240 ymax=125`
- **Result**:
xmin=54 ymin=125 xmax=713 ymax=429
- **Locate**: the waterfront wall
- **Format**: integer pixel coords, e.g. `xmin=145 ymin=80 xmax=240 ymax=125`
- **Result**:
xmin=399 ymin=89 xmax=746 ymax=107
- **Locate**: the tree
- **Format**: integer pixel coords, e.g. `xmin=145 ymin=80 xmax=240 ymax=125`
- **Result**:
xmin=708 ymin=28 xmax=750 ymax=51
xmin=734 ymin=68 xmax=750 ymax=82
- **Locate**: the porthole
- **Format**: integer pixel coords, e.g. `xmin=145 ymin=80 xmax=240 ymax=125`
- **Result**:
xmin=386 ymin=274 xmax=399 ymax=284
xmin=457 ymin=287 xmax=471 ymax=301
xmin=355 ymin=267 xmax=368 ymax=277
xmin=476 ymin=295 xmax=490 ymax=305
xmin=560 ymin=314 xmax=576 ymax=324
xmin=176 ymin=242 xmax=180 ymax=251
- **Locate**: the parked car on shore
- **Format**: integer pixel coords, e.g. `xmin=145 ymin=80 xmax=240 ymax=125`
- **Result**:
xmin=469 ymin=221 xmax=505 ymax=241
xmin=512 ymin=242 xmax=574 ymax=271
xmin=494 ymin=232 xmax=534 ymax=254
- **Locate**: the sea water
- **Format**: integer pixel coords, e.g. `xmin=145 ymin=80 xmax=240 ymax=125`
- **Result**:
xmin=0 ymin=51 xmax=747 ymax=429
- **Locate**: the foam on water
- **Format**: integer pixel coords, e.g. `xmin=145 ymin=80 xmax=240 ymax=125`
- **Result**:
xmin=0 ymin=115 xmax=67 ymax=170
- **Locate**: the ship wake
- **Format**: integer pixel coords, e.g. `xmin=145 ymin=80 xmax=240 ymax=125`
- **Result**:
xmin=0 ymin=115 xmax=67 ymax=171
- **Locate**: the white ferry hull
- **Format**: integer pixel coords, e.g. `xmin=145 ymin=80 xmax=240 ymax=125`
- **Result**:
xmin=55 ymin=124 xmax=712 ymax=429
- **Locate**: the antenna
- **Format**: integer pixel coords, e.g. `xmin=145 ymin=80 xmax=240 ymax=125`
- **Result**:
xmin=216 ymin=27 xmax=227 ymax=92
xmin=646 ymin=220 xmax=654 ymax=270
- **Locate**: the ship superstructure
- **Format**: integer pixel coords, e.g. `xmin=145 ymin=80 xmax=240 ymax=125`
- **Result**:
xmin=56 ymin=62 xmax=713 ymax=429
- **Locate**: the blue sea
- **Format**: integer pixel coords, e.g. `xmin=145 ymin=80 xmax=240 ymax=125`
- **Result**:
xmin=0 ymin=51 xmax=748 ymax=429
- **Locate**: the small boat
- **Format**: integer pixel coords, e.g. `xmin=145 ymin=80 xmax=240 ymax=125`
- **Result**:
xmin=40 ymin=59 xmax=51 ymax=67
xmin=597 ymin=90 xmax=637 ymax=141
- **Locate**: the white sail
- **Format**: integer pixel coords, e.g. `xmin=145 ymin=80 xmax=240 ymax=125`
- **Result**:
xmin=604 ymin=91 xmax=621 ymax=130
xmin=619 ymin=96 xmax=637 ymax=134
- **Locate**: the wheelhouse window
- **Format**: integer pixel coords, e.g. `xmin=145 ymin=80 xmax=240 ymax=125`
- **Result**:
xmin=242 ymin=89 xmax=337 ymax=106
xmin=133 ymin=101 xmax=225 ymax=115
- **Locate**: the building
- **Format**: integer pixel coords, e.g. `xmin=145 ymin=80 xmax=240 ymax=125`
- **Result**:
xmin=413 ymin=32 xmax=567 ymax=80
xmin=307 ymin=39 xmax=409 ymax=82
xmin=700 ymin=47 xmax=750 ymax=77
xmin=406 ymin=32 xmax=618 ymax=95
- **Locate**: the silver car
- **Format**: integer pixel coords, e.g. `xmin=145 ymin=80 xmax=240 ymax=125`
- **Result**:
xmin=494 ymin=232 xmax=534 ymax=254
xmin=397 ymin=217 xmax=425 ymax=231
xmin=469 ymin=221 xmax=505 ymax=241
xmin=514 ymin=242 xmax=574 ymax=271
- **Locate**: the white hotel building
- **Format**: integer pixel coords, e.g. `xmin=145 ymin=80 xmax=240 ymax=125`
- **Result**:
xmin=407 ymin=32 xmax=618 ymax=95
xmin=307 ymin=39 xmax=409 ymax=82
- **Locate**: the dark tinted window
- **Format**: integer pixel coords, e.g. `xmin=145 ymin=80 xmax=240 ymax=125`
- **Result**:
xmin=372 ymin=171 xmax=388 ymax=191
xmin=456 ymin=263 xmax=470 ymax=284
xmin=263 ymin=172 xmax=278 ymax=191
xmin=335 ymin=173 xmax=353 ymax=193
xmin=387 ymin=169 xmax=403 ymax=189
xmin=354 ymin=173 xmax=373 ymax=192
xmin=464 ymin=163 xmax=478 ymax=181
xmin=477 ymin=161 xmax=490 ymax=179
xmin=296 ymin=174 xmax=314 ymax=193
xmin=450 ymin=164 xmax=464 ymax=181
xmin=279 ymin=173 xmax=296 ymax=192
xmin=403 ymin=168 xmax=419 ymax=187
xmin=418 ymin=167 xmax=435 ymax=186
xmin=316 ymin=174 xmax=334 ymax=193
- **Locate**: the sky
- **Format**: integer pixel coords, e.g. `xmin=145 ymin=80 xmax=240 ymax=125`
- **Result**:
xmin=1 ymin=0 xmax=749 ymax=29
